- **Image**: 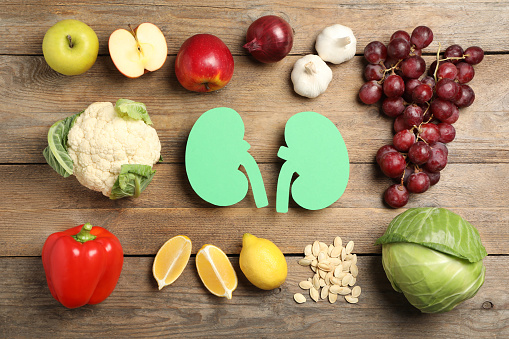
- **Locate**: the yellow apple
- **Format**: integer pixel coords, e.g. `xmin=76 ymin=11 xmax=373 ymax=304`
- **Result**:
xmin=109 ymin=23 xmax=168 ymax=78
xmin=42 ymin=19 xmax=99 ymax=76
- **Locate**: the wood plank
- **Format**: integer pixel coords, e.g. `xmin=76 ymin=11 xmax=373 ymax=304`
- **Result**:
xmin=1 ymin=163 xmax=507 ymax=210
xmin=0 ymin=0 xmax=508 ymax=55
xmin=0 ymin=207 xmax=505 ymax=256
xmin=0 ymin=256 xmax=506 ymax=337
xmin=0 ymin=55 xmax=507 ymax=164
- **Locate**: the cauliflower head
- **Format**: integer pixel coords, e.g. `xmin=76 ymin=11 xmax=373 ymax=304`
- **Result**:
xmin=67 ymin=101 xmax=161 ymax=197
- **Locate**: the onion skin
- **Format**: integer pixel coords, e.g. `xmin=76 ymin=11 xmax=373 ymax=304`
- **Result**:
xmin=243 ymin=15 xmax=293 ymax=63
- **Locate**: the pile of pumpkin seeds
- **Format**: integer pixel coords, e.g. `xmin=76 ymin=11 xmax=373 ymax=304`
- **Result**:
xmin=293 ymin=237 xmax=361 ymax=304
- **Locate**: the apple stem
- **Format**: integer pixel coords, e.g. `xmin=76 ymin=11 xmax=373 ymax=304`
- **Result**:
xmin=67 ymin=35 xmax=73 ymax=48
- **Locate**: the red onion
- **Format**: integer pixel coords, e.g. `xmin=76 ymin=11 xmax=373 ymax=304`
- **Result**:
xmin=243 ymin=15 xmax=293 ymax=63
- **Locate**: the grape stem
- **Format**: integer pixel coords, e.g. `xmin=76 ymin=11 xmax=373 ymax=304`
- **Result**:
xmin=433 ymin=42 xmax=467 ymax=83
xmin=377 ymin=59 xmax=403 ymax=84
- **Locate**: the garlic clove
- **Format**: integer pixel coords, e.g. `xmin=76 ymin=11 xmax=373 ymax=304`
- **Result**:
xmin=315 ymin=24 xmax=357 ymax=65
xmin=291 ymin=55 xmax=332 ymax=98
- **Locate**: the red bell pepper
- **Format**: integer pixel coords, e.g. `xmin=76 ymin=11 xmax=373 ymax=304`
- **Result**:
xmin=42 ymin=223 xmax=124 ymax=308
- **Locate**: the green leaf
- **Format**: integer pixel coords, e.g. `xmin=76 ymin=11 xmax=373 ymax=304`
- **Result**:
xmin=42 ymin=111 xmax=83 ymax=178
xmin=376 ymin=207 xmax=487 ymax=263
xmin=115 ymin=99 xmax=152 ymax=125
xmin=110 ymin=164 xmax=156 ymax=200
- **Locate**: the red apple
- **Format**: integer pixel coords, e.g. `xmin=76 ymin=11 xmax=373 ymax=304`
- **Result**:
xmin=175 ymin=34 xmax=234 ymax=92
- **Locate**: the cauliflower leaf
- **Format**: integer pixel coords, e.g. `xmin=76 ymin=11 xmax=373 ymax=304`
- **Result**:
xmin=42 ymin=111 xmax=83 ymax=178
xmin=115 ymin=99 xmax=152 ymax=125
xmin=110 ymin=164 xmax=156 ymax=200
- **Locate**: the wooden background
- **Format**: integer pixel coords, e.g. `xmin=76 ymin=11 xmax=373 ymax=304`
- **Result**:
xmin=1 ymin=0 xmax=508 ymax=337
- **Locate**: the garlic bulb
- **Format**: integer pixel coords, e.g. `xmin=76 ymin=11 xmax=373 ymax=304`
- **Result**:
xmin=315 ymin=24 xmax=357 ymax=64
xmin=291 ymin=55 xmax=333 ymax=98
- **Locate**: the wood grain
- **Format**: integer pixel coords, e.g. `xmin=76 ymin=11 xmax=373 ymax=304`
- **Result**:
xmin=1 ymin=163 xmax=508 ymax=210
xmin=1 ymin=207 xmax=506 ymax=256
xmin=0 ymin=55 xmax=507 ymax=164
xmin=0 ymin=256 xmax=506 ymax=338
xmin=1 ymin=0 xmax=508 ymax=55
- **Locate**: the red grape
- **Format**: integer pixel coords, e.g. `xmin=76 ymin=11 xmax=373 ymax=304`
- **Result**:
xmin=410 ymin=26 xmax=433 ymax=49
xmin=383 ymin=74 xmax=405 ymax=97
xmin=364 ymin=41 xmax=387 ymax=64
xmin=437 ymin=62 xmax=458 ymax=80
xmin=359 ymin=80 xmax=383 ymax=104
xmin=453 ymin=84 xmax=475 ymax=107
xmin=428 ymin=60 xmax=443 ymax=76
xmin=419 ymin=123 xmax=440 ymax=144
xmin=431 ymin=142 xmax=449 ymax=157
xmin=403 ymin=105 xmax=423 ymax=127
xmin=393 ymin=129 xmax=416 ymax=152
xmin=423 ymin=147 xmax=447 ymax=172
xmin=440 ymin=105 xmax=459 ymax=124
xmin=412 ymin=83 xmax=433 ymax=103
xmin=408 ymin=141 xmax=431 ymax=165
xmin=387 ymin=38 xmax=411 ymax=59
xmin=404 ymin=79 xmax=421 ymax=100
xmin=456 ymin=62 xmax=475 ymax=84
xmin=464 ymin=46 xmax=484 ymax=65
xmin=390 ymin=30 xmax=410 ymax=43
xmin=379 ymin=151 xmax=406 ymax=178
xmin=384 ymin=184 xmax=409 ymax=208
xmin=436 ymin=78 xmax=460 ymax=100
xmin=400 ymin=55 xmax=426 ymax=79
xmin=444 ymin=44 xmax=464 ymax=64
xmin=394 ymin=115 xmax=407 ymax=133
xmin=382 ymin=97 xmax=406 ymax=117
xmin=437 ymin=122 xmax=456 ymax=143
xmin=423 ymin=168 xmax=440 ymax=186
xmin=420 ymin=76 xmax=436 ymax=89
xmin=430 ymin=98 xmax=454 ymax=121
xmin=376 ymin=144 xmax=398 ymax=164
xmin=364 ymin=64 xmax=385 ymax=81
xmin=406 ymin=172 xmax=430 ymax=193
xmin=393 ymin=167 xmax=414 ymax=186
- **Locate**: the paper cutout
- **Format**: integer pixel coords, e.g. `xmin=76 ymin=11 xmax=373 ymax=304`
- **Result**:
xmin=276 ymin=112 xmax=350 ymax=213
xmin=185 ymin=107 xmax=268 ymax=208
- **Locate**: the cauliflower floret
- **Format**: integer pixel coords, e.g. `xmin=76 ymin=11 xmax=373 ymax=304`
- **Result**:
xmin=67 ymin=102 xmax=161 ymax=197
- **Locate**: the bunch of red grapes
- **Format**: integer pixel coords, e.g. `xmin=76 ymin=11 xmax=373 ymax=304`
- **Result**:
xmin=359 ymin=26 xmax=484 ymax=208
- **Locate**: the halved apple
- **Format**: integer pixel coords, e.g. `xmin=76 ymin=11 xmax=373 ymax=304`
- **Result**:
xmin=109 ymin=23 xmax=167 ymax=78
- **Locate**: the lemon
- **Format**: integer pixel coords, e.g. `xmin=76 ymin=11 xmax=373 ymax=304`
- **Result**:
xmin=152 ymin=235 xmax=192 ymax=290
xmin=196 ymin=244 xmax=238 ymax=299
xmin=239 ymin=233 xmax=287 ymax=290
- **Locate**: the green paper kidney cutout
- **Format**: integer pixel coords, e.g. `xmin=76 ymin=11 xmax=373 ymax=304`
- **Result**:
xmin=276 ymin=112 xmax=349 ymax=213
xmin=185 ymin=107 xmax=268 ymax=208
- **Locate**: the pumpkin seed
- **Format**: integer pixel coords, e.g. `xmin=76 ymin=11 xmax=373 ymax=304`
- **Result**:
xmin=331 ymin=277 xmax=341 ymax=285
xmin=337 ymin=287 xmax=352 ymax=295
xmin=312 ymin=241 xmax=320 ymax=257
xmin=348 ymin=277 xmax=357 ymax=287
xmin=310 ymin=287 xmax=319 ymax=302
xmin=328 ymin=244 xmax=334 ymax=257
xmin=330 ymin=246 xmax=341 ymax=258
xmin=299 ymin=280 xmax=313 ymax=290
xmin=350 ymin=264 xmax=358 ymax=278
xmin=294 ymin=293 xmax=306 ymax=304
xmin=342 ymin=274 xmax=353 ymax=287
xmin=334 ymin=264 xmax=343 ymax=277
xmin=318 ymin=269 xmax=327 ymax=279
xmin=318 ymin=251 xmax=327 ymax=263
xmin=304 ymin=244 xmax=312 ymax=257
xmin=312 ymin=273 xmax=320 ymax=290
xmin=352 ymin=286 xmax=361 ymax=298
xmin=318 ymin=262 xmax=332 ymax=272
xmin=321 ymin=285 xmax=329 ymax=300
xmin=345 ymin=295 xmax=359 ymax=304
xmin=299 ymin=258 xmax=312 ymax=266
xmin=346 ymin=241 xmax=354 ymax=255
xmin=333 ymin=236 xmax=342 ymax=248
xmin=319 ymin=242 xmax=328 ymax=253
xmin=330 ymin=257 xmax=341 ymax=266
xmin=319 ymin=278 xmax=326 ymax=287
xmin=329 ymin=292 xmax=338 ymax=304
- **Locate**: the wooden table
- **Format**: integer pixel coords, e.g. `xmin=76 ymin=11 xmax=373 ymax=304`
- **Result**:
xmin=1 ymin=1 xmax=508 ymax=337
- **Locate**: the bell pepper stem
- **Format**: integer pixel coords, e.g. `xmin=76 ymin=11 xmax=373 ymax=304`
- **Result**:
xmin=72 ymin=223 xmax=97 ymax=243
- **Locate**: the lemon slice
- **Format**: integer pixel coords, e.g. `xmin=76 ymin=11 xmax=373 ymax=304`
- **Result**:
xmin=196 ymin=244 xmax=238 ymax=299
xmin=153 ymin=235 xmax=192 ymax=290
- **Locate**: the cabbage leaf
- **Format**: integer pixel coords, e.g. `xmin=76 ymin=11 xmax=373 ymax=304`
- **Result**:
xmin=376 ymin=207 xmax=487 ymax=263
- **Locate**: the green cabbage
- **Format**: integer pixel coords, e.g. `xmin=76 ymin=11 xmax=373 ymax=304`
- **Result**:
xmin=376 ymin=207 xmax=487 ymax=313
